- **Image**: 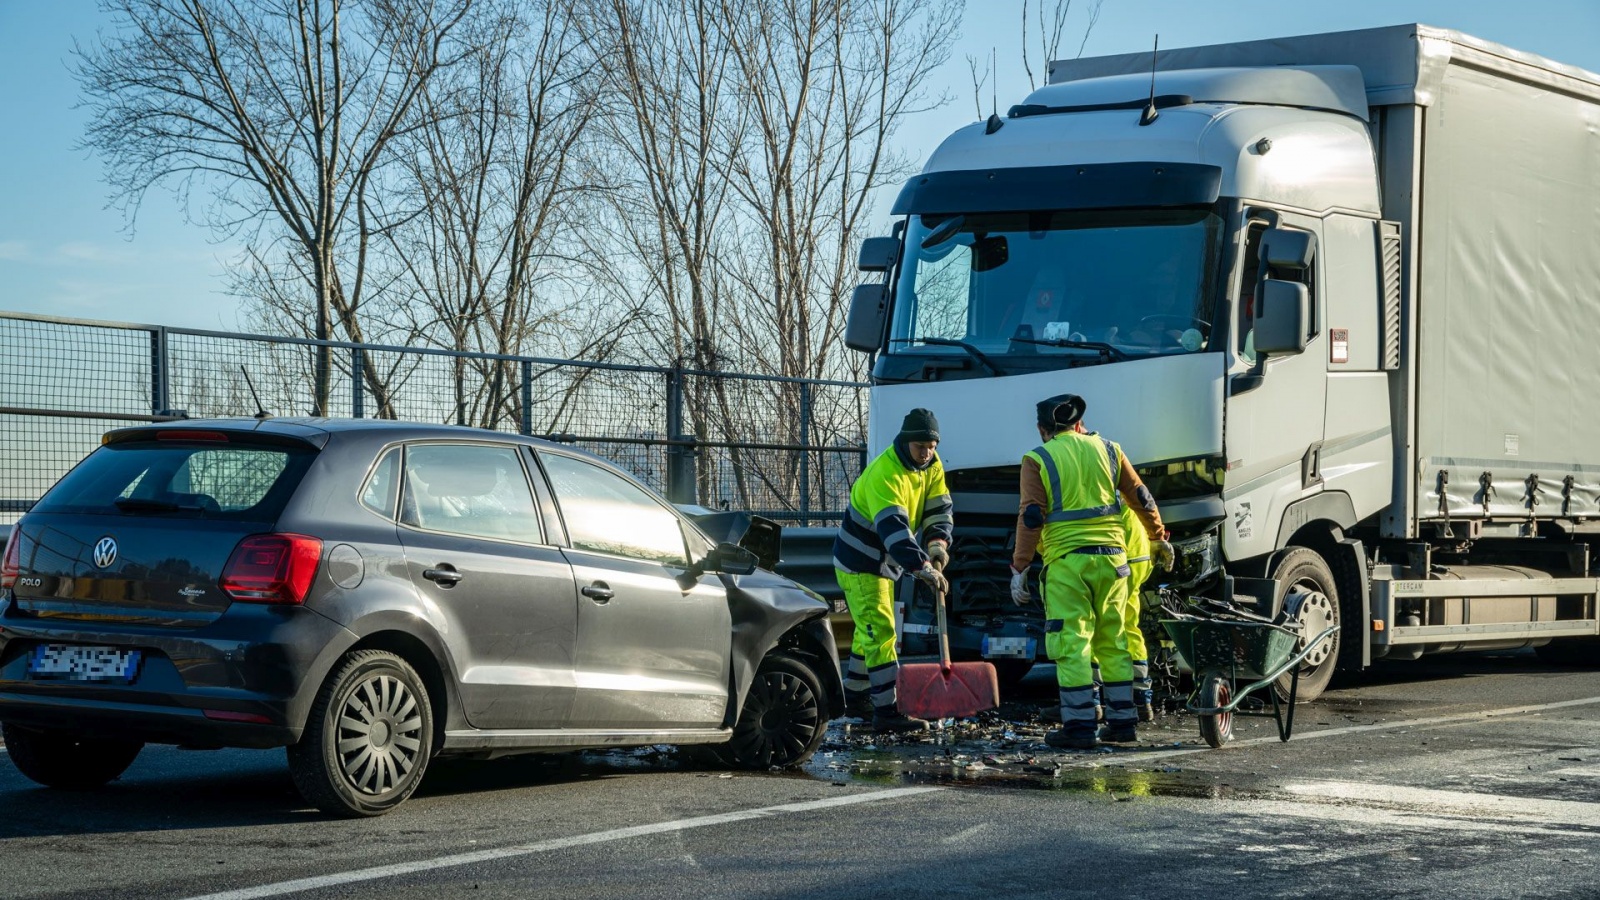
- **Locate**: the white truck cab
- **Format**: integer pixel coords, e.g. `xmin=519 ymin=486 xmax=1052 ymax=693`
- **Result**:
xmin=846 ymin=26 xmax=1600 ymax=699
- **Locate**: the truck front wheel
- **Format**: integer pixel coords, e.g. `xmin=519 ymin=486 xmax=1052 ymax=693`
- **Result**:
xmin=1270 ymin=547 xmax=1341 ymax=704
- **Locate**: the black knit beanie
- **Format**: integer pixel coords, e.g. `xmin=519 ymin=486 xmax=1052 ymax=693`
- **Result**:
xmin=897 ymin=408 xmax=940 ymax=442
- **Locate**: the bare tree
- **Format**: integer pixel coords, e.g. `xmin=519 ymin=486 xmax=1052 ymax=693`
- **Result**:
xmin=77 ymin=0 xmax=476 ymax=414
xmin=1021 ymin=0 xmax=1103 ymax=90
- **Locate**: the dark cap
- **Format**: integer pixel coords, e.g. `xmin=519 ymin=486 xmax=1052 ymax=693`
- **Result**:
xmin=897 ymin=408 xmax=940 ymax=443
xmin=1036 ymin=393 xmax=1086 ymax=431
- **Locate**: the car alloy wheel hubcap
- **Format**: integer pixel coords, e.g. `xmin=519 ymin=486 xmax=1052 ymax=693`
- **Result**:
xmin=337 ymin=673 xmax=423 ymax=795
xmin=734 ymin=671 xmax=817 ymax=767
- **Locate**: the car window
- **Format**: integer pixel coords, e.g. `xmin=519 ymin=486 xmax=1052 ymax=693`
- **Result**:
xmin=539 ymin=452 xmax=688 ymax=566
xmin=400 ymin=444 xmax=542 ymax=544
xmin=361 ymin=447 xmax=401 ymax=518
xmin=33 ymin=441 xmax=314 ymax=520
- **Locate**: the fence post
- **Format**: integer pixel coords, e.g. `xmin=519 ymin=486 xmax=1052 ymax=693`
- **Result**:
xmin=799 ymin=382 xmax=811 ymax=526
xmin=520 ymin=360 xmax=533 ymax=436
xmin=350 ymin=347 xmax=364 ymax=418
xmin=149 ymin=326 xmax=169 ymax=416
xmin=664 ymin=365 xmax=697 ymax=504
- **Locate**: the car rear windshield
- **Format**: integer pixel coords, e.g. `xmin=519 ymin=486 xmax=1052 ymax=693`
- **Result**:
xmin=33 ymin=440 xmax=317 ymax=520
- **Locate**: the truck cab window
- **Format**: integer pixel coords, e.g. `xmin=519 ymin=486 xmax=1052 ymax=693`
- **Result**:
xmin=1238 ymin=219 xmax=1316 ymax=366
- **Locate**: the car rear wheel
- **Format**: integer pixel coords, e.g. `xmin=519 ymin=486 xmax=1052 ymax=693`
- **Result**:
xmin=287 ymin=649 xmax=434 ymax=817
xmin=1 ymin=722 xmax=143 ymax=790
xmin=716 ymin=655 xmax=827 ymax=770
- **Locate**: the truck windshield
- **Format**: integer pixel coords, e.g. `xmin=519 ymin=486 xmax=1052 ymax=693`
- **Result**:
xmin=888 ymin=208 xmax=1223 ymax=368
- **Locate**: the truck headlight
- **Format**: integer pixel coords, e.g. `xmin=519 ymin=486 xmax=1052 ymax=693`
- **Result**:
xmin=1170 ymin=528 xmax=1221 ymax=588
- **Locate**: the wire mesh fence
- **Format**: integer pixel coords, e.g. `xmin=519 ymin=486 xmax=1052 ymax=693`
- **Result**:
xmin=0 ymin=312 xmax=868 ymax=525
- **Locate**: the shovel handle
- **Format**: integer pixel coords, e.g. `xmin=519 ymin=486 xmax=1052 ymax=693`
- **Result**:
xmin=935 ymin=583 xmax=952 ymax=673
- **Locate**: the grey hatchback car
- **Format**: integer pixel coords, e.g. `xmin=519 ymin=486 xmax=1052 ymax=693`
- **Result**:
xmin=0 ymin=419 xmax=841 ymax=816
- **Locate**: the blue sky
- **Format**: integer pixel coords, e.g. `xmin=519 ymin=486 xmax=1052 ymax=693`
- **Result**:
xmin=1 ymin=0 xmax=1596 ymax=331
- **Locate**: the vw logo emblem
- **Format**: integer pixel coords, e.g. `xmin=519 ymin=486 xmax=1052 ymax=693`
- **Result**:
xmin=92 ymin=536 xmax=118 ymax=569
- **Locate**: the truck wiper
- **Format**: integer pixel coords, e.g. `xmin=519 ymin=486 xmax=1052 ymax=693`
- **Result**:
xmin=889 ymin=337 xmax=1003 ymax=376
xmin=1008 ymin=336 xmax=1129 ymax=362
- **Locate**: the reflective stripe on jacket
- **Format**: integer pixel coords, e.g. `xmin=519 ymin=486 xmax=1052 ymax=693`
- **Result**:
xmin=832 ymin=446 xmax=953 ymax=578
xmin=1025 ymin=432 xmax=1126 ymax=561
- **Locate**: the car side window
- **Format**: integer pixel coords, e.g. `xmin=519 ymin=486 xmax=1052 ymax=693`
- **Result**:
xmin=539 ymin=452 xmax=688 ymax=567
xmin=400 ymin=444 xmax=543 ymax=544
xmin=360 ymin=447 xmax=401 ymax=518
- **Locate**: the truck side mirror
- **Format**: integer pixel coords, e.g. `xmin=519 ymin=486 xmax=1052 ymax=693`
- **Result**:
xmin=858 ymin=236 xmax=901 ymax=273
xmin=844 ymin=283 xmax=889 ymax=352
xmin=1254 ymin=279 xmax=1310 ymax=355
xmin=1260 ymin=227 xmax=1316 ymax=270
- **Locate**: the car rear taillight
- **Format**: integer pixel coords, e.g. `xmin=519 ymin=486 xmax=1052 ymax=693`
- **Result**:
xmin=1 ymin=534 xmax=19 ymax=590
xmin=220 ymin=534 xmax=323 ymax=604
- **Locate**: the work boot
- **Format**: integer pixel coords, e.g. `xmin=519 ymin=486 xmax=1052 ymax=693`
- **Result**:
xmin=1044 ymin=727 xmax=1098 ymax=750
xmin=1099 ymin=723 xmax=1139 ymax=744
xmin=873 ymin=709 xmax=931 ymax=734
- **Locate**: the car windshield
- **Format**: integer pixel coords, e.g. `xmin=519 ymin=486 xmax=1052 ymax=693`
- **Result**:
xmin=888 ymin=208 xmax=1223 ymax=367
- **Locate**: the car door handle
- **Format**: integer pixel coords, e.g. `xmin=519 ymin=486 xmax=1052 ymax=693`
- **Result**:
xmin=581 ymin=583 xmax=614 ymax=603
xmin=423 ymin=566 xmax=463 ymax=586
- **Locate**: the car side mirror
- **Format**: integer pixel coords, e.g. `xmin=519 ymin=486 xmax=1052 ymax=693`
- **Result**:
xmin=1254 ymin=279 xmax=1309 ymax=355
xmin=858 ymin=236 xmax=901 ymax=273
xmin=676 ymin=541 xmax=760 ymax=590
xmin=844 ymin=283 xmax=889 ymax=353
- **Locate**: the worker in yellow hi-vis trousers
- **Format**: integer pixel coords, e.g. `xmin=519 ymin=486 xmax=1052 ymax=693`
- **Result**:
xmin=1009 ymin=394 xmax=1173 ymax=749
xmin=832 ymin=408 xmax=954 ymax=734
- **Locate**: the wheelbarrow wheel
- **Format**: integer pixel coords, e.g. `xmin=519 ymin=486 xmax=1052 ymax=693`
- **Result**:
xmin=1197 ymin=671 xmax=1233 ymax=749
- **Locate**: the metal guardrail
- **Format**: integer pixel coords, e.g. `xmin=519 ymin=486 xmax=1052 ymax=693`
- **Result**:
xmin=0 ymin=312 xmax=869 ymax=525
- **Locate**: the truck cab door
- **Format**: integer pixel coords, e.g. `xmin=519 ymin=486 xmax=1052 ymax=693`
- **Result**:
xmin=1223 ymin=214 xmax=1327 ymax=560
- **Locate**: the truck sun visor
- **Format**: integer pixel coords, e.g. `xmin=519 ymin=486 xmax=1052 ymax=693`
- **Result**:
xmin=890 ymin=162 xmax=1222 ymax=216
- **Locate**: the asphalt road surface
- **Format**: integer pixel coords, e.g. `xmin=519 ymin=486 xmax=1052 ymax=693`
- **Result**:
xmin=4 ymin=650 xmax=1599 ymax=900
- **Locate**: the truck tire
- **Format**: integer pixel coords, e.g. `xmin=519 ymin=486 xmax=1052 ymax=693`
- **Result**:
xmin=1269 ymin=547 xmax=1341 ymax=704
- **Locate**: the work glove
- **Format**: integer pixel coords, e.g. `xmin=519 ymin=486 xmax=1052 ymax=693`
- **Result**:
xmin=927 ymin=541 xmax=950 ymax=572
xmin=1009 ymin=566 xmax=1030 ymax=606
xmin=912 ymin=563 xmax=948 ymax=595
xmin=1153 ymin=539 xmax=1176 ymax=572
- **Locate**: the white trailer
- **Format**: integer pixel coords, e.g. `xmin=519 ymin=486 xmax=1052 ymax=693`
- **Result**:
xmin=843 ymin=25 xmax=1600 ymax=699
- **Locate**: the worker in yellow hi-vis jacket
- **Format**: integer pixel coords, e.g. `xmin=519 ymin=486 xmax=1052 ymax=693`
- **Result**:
xmin=832 ymin=408 xmax=953 ymax=734
xmin=1009 ymin=394 xmax=1172 ymax=750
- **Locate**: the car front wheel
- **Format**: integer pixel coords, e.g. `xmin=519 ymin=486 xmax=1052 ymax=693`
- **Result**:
xmin=287 ymin=649 xmax=434 ymax=817
xmin=717 ymin=654 xmax=827 ymax=770
xmin=1 ymin=722 xmax=142 ymax=789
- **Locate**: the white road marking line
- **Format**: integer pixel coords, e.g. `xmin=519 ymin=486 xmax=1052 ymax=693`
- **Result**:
xmin=1230 ymin=798 xmax=1599 ymax=838
xmin=1279 ymin=780 xmax=1600 ymax=829
xmin=181 ymin=786 xmax=944 ymax=900
xmin=1076 ymin=694 xmax=1600 ymax=766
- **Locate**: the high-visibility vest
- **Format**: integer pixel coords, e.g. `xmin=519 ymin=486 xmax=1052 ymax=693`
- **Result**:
xmin=833 ymin=446 xmax=953 ymax=578
xmin=1121 ymin=503 xmax=1151 ymax=564
xmin=1024 ymin=432 xmax=1126 ymax=561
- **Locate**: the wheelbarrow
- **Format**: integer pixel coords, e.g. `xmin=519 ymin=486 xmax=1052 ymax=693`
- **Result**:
xmin=1160 ymin=615 xmax=1339 ymax=748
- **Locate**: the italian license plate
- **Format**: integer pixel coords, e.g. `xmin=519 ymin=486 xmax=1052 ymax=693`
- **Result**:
xmin=27 ymin=644 xmax=143 ymax=683
xmin=981 ymin=636 xmax=1036 ymax=660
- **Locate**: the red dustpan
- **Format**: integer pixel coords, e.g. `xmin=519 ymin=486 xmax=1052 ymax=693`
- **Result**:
xmin=898 ymin=583 xmax=1000 ymax=720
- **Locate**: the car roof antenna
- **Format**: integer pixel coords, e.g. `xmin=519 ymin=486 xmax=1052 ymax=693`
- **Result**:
xmin=1139 ymin=34 xmax=1160 ymax=126
xmin=240 ymin=366 xmax=272 ymax=420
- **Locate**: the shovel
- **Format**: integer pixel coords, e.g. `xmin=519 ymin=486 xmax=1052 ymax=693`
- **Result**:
xmin=897 ymin=580 xmax=1000 ymax=720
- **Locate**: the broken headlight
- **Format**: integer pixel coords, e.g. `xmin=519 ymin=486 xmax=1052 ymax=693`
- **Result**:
xmin=1169 ymin=527 xmax=1221 ymax=588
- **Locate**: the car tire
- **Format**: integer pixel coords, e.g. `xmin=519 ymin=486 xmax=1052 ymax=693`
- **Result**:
xmin=715 ymin=654 xmax=827 ymax=770
xmin=287 ymin=649 xmax=434 ymax=818
xmin=1 ymin=722 xmax=143 ymax=790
